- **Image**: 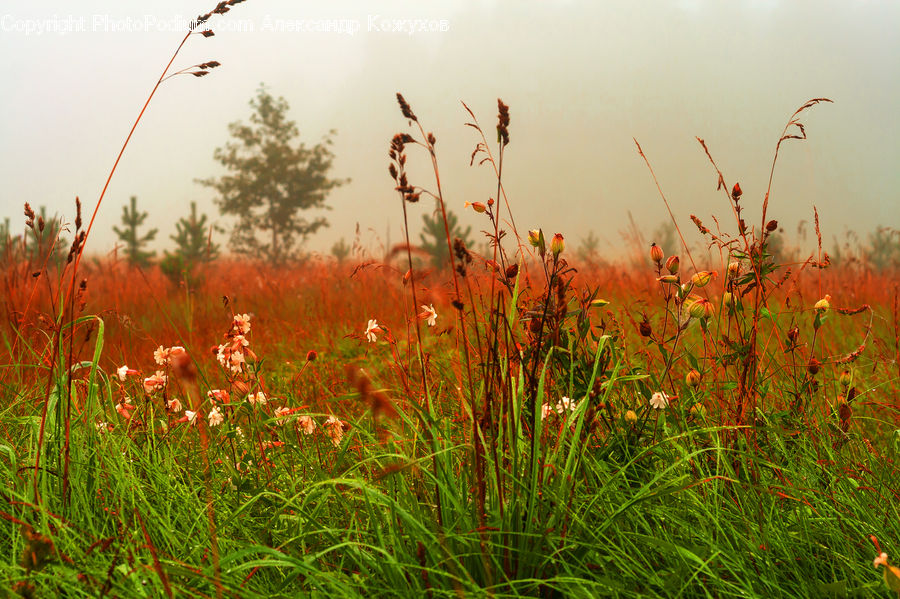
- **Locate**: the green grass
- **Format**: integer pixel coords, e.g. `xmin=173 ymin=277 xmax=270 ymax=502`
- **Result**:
xmin=1 ymin=307 xmax=897 ymax=597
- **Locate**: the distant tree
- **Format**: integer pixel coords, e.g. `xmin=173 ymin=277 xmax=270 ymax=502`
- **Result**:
xmin=865 ymin=227 xmax=900 ymax=271
xmin=198 ymin=86 xmax=348 ymax=265
xmin=168 ymin=201 xmax=220 ymax=263
xmin=576 ymin=230 xmax=602 ymax=264
xmin=419 ymin=208 xmax=472 ymax=269
xmin=160 ymin=201 xmax=220 ymax=285
xmin=651 ymin=222 xmax=676 ymax=256
xmin=0 ymin=217 xmax=16 ymax=265
xmin=331 ymin=237 xmax=351 ymax=264
xmin=113 ymin=196 xmax=157 ymax=267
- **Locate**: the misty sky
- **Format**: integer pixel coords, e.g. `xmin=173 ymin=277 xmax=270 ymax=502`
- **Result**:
xmin=1 ymin=0 xmax=898 ymax=260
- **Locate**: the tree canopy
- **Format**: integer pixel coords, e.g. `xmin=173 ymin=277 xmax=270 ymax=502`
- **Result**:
xmin=198 ymin=86 xmax=347 ymax=264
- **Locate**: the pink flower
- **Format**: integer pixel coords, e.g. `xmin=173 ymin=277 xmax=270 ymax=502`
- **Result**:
xmin=365 ymin=319 xmax=381 ymax=343
xmin=247 ymin=391 xmax=267 ymax=406
xmin=297 ymin=415 xmax=317 ymax=435
xmin=143 ymin=371 xmax=167 ymax=394
xmin=555 ymin=396 xmax=577 ymax=414
xmin=541 ymin=403 xmax=553 ymax=421
xmin=324 ymin=415 xmax=344 ymax=447
xmin=207 ymin=406 xmax=224 ymax=427
xmin=216 ymin=344 xmax=228 ymax=367
xmin=874 ymin=552 xmax=889 ymax=569
xmin=115 ymin=400 xmax=135 ymax=420
xmin=229 ymin=350 xmax=246 ymax=373
xmin=233 ymin=313 xmax=251 ymax=335
xmin=167 ymin=398 xmax=183 ymax=413
xmin=153 ymin=345 xmax=169 ymax=366
xmin=650 ymin=391 xmax=669 ymax=410
xmin=419 ymin=304 xmax=438 ymax=327
xmin=207 ymin=389 xmax=229 ymax=403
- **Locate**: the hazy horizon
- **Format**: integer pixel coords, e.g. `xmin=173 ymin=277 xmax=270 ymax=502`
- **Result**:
xmin=1 ymin=0 xmax=898 ymax=262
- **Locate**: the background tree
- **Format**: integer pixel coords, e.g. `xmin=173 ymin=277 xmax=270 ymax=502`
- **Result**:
xmin=198 ymin=86 xmax=347 ymax=265
xmin=113 ymin=196 xmax=157 ymax=267
xmin=651 ymin=221 xmax=676 ymax=256
xmin=167 ymin=201 xmax=220 ymax=264
xmin=331 ymin=237 xmax=351 ymax=264
xmin=576 ymin=230 xmax=602 ymax=265
xmin=419 ymin=208 xmax=472 ymax=269
xmin=865 ymin=227 xmax=900 ymax=271
xmin=160 ymin=201 xmax=220 ymax=285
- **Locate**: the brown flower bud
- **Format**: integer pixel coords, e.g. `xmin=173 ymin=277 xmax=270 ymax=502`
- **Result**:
xmin=685 ymin=369 xmax=701 ymax=387
xmin=807 ymin=358 xmax=821 ymax=375
xmin=639 ymin=317 xmax=652 ymax=338
xmin=787 ymin=326 xmax=800 ymax=345
xmin=665 ymin=255 xmax=680 ymax=274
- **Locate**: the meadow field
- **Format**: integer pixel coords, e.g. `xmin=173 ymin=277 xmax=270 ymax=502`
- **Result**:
xmin=2 ymin=4 xmax=900 ymax=597
xmin=3 ymin=169 xmax=900 ymax=598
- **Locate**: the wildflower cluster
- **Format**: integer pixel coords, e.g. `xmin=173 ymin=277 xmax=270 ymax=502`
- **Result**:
xmin=215 ymin=313 xmax=255 ymax=374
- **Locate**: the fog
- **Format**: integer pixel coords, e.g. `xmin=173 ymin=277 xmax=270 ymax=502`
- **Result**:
xmin=1 ymin=0 xmax=897 ymax=260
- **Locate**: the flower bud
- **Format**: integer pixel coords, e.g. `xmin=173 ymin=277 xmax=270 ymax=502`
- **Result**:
xmin=690 ymin=271 xmax=717 ymax=288
xmin=732 ymin=182 xmax=742 ymax=200
xmin=727 ymin=261 xmax=740 ymax=279
xmin=649 ymin=243 xmax=664 ymax=265
xmin=837 ymin=399 xmax=852 ymax=425
xmin=807 ymin=358 xmax=821 ymax=375
xmin=839 ymin=370 xmax=851 ymax=387
xmin=639 ymin=317 xmax=652 ymax=338
xmin=657 ymin=274 xmax=679 ymax=285
xmin=685 ymin=369 xmax=701 ymax=387
xmin=766 ymin=219 xmax=778 ymax=233
xmin=665 ymin=255 xmax=680 ymax=274
xmin=528 ymin=229 xmax=545 ymax=255
xmin=591 ymin=298 xmax=610 ymax=309
xmin=722 ymin=291 xmax=734 ymax=308
xmin=465 ymin=201 xmax=487 ymax=214
xmin=550 ymin=233 xmax=565 ymax=258
xmin=689 ymin=299 xmax=713 ymax=319
xmin=306 ymin=350 xmax=318 ymax=362
xmin=625 ymin=409 xmax=638 ymax=424
xmin=814 ymin=295 xmax=831 ymax=313
xmin=787 ymin=326 xmax=800 ymax=345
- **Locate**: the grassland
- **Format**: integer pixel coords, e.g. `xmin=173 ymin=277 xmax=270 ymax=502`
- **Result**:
xmin=2 ymin=225 xmax=899 ymax=598
xmin=1 ymin=11 xmax=898 ymax=593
